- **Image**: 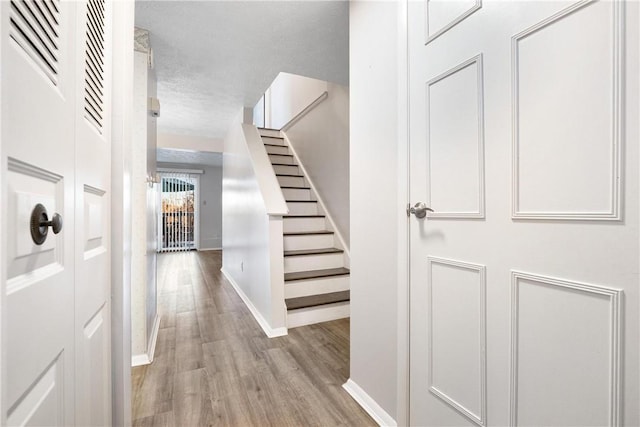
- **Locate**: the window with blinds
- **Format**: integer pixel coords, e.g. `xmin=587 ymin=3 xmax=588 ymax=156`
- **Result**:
xmin=159 ymin=173 xmax=198 ymax=252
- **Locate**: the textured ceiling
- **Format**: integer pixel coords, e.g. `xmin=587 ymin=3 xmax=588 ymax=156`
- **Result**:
xmin=135 ymin=1 xmax=349 ymax=139
xmin=157 ymin=148 xmax=223 ymax=167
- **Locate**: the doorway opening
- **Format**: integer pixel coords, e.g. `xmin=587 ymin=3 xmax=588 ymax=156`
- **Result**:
xmin=158 ymin=172 xmax=199 ymax=252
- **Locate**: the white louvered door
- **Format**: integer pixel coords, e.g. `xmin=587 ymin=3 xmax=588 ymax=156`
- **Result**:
xmin=1 ymin=0 xmax=112 ymax=425
xmin=2 ymin=0 xmax=77 ymax=424
xmin=74 ymin=0 xmax=112 ymax=425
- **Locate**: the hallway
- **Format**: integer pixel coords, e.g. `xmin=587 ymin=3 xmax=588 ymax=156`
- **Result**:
xmin=132 ymin=251 xmax=374 ymax=426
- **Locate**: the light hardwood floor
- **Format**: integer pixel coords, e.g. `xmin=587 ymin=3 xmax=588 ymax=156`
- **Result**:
xmin=132 ymin=250 xmax=375 ymax=426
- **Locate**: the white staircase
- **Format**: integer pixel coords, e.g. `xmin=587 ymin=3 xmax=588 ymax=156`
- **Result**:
xmin=258 ymin=127 xmax=350 ymax=328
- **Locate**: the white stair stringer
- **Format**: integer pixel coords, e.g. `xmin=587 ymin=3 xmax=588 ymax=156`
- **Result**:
xmin=258 ymin=128 xmax=350 ymax=329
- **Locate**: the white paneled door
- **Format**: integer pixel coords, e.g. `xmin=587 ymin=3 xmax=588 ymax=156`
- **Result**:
xmin=408 ymin=1 xmax=638 ymax=426
xmin=2 ymin=0 xmax=112 ymax=425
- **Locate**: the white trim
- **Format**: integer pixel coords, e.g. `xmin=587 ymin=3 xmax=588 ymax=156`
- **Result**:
xmin=343 ymin=379 xmax=398 ymax=427
xmin=199 ymin=247 xmax=222 ymax=252
xmin=220 ymin=267 xmax=288 ymax=338
xmin=397 ymin=0 xmax=410 ymax=425
xmin=146 ymin=314 xmax=161 ymax=362
xmin=131 ymin=314 xmax=161 ymax=367
xmin=131 ymin=353 xmax=150 ymax=367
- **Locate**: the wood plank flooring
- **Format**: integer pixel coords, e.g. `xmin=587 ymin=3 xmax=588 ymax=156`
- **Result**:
xmin=132 ymin=250 xmax=375 ymax=426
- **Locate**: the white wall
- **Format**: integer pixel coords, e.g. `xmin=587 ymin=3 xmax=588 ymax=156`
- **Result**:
xmin=284 ymin=82 xmax=350 ymax=246
xmin=222 ymin=110 xmax=287 ymax=335
xmin=157 ymin=162 xmax=223 ymax=250
xmin=349 ymin=1 xmax=401 ymax=422
xmin=264 ymin=72 xmax=328 ymax=129
xmin=131 ymin=46 xmax=158 ymax=362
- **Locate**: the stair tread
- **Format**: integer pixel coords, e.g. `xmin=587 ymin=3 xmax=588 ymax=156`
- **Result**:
xmin=286 ymin=199 xmax=316 ymax=203
xmin=278 ymin=174 xmax=305 ymax=178
xmin=270 ymin=154 xmax=294 ymax=157
xmin=285 ymin=268 xmax=350 ymax=282
xmin=286 ymin=290 xmax=350 ymax=310
xmin=264 ymin=143 xmax=287 ymax=148
xmin=261 ymin=136 xmax=284 ymax=140
xmin=284 ymin=214 xmax=324 ymax=217
xmin=280 ymin=186 xmax=310 ymax=190
xmin=284 ymin=248 xmax=344 ymax=257
xmin=258 ymin=127 xmax=281 ymax=131
xmin=272 ymin=163 xmax=299 ymax=167
xmin=283 ymin=230 xmax=333 ymax=235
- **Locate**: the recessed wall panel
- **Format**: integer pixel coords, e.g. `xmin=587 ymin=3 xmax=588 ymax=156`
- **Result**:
xmin=425 ymin=0 xmax=481 ymax=44
xmin=510 ymin=272 xmax=621 ymax=426
xmin=427 ymin=55 xmax=485 ymax=218
xmin=513 ymin=1 xmax=622 ymax=220
xmin=428 ymin=257 xmax=486 ymax=425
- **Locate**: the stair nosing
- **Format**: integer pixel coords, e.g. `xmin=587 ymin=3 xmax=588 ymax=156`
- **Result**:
xmin=284 ymin=248 xmax=344 ymax=258
xmin=277 ymin=174 xmax=304 ymax=178
xmin=272 ymin=163 xmax=299 ymax=167
xmin=280 ymin=186 xmax=310 ymax=189
xmin=286 ymin=291 xmax=350 ymax=310
xmin=286 ymin=200 xmax=316 ymax=203
xmin=270 ymin=154 xmax=294 ymax=157
xmin=284 ymin=214 xmax=324 ymax=218
xmin=283 ymin=230 xmax=334 ymax=236
xmin=285 ymin=268 xmax=350 ymax=282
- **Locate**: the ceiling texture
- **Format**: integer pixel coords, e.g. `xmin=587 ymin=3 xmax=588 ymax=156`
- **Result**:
xmin=135 ymin=1 xmax=349 ymax=140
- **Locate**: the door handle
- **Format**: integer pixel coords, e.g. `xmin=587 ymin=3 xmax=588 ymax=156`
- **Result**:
xmin=30 ymin=203 xmax=63 ymax=245
xmin=408 ymin=202 xmax=434 ymax=219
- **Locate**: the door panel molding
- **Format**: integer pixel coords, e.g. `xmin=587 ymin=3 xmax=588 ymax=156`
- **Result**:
xmin=427 ymin=256 xmax=487 ymax=426
xmin=509 ymin=271 xmax=622 ymax=427
xmin=511 ymin=0 xmax=624 ymax=220
xmin=425 ymin=0 xmax=482 ymax=45
xmin=426 ymin=54 xmax=485 ymax=219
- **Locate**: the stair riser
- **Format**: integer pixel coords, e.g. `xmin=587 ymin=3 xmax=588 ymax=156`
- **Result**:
xmin=270 ymin=154 xmax=295 ymax=165
xmin=258 ymin=129 xmax=282 ymax=138
xmin=265 ymin=145 xmax=290 ymax=155
xmin=287 ymin=302 xmax=350 ymax=328
xmin=282 ymin=187 xmax=311 ymax=201
xmin=284 ymin=233 xmax=334 ymax=251
xmin=283 ymin=216 xmax=325 ymax=232
xmin=274 ymin=165 xmax=300 ymax=175
xmin=286 ymin=201 xmax=318 ymax=216
xmin=261 ymin=135 xmax=285 ymax=145
xmin=284 ymin=275 xmax=350 ymax=299
xmin=284 ymin=253 xmax=345 ymax=273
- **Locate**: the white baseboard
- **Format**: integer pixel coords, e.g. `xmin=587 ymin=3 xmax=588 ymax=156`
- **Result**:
xmin=343 ymin=379 xmax=397 ymax=427
xmin=131 ymin=314 xmax=161 ymax=367
xmin=220 ymin=267 xmax=288 ymax=338
xmin=199 ymin=247 xmax=222 ymax=252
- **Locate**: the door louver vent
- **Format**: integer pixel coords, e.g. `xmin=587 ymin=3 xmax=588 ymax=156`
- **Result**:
xmin=83 ymin=0 xmax=106 ymax=132
xmin=9 ymin=0 xmax=61 ymax=85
